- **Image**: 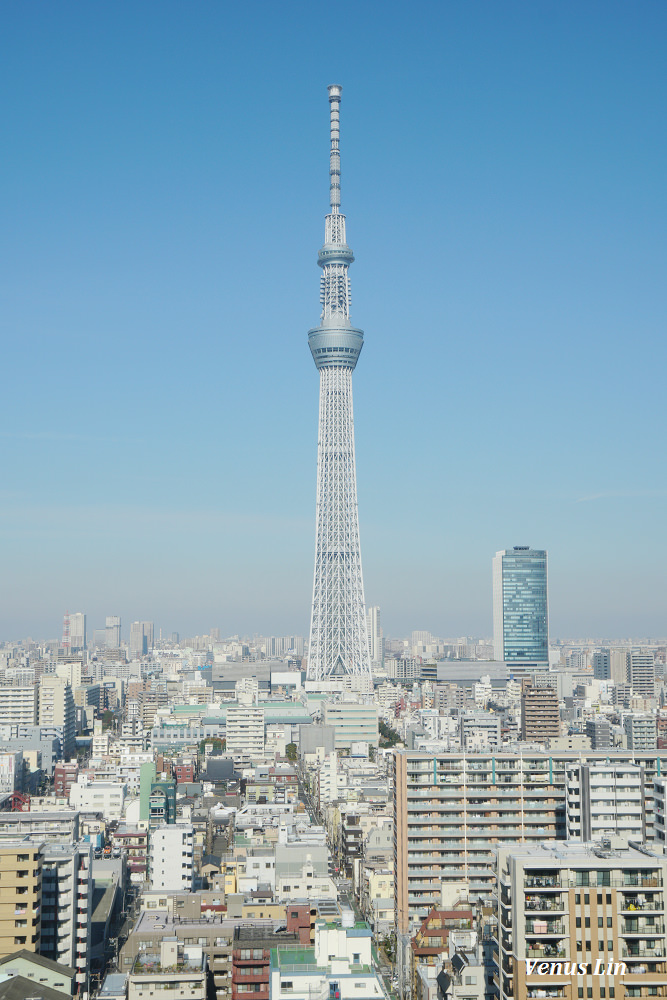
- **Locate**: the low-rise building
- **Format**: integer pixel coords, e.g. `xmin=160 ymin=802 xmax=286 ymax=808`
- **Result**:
xmin=128 ymin=939 xmax=207 ymax=1000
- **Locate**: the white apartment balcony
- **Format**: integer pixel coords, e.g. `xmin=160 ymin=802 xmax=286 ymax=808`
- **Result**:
xmin=524 ymin=895 xmax=567 ymax=912
xmin=621 ymin=944 xmax=667 ymax=959
xmin=525 ymin=945 xmax=566 ymax=960
xmin=525 ymin=920 xmax=566 ymax=936
xmin=620 ymin=897 xmax=665 ymax=912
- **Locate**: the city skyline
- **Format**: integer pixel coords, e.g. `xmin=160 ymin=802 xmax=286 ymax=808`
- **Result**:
xmin=1 ymin=3 xmax=665 ymax=640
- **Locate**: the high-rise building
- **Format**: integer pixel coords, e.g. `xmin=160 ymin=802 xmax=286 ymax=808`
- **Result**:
xmin=40 ymin=842 xmax=92 ymax=993
xmin=624 ymin=713 xmax=657 ymax=750
xmin=392 ymin=747 xmax=665 ymax=935
xmin=492 ymin=546 xmax=549 ymax=667
xmin=627 ymin=650 xmax=655 ymax=698
xmin=565 ymin=762 xmax=645 ymax=841
xmin=520 ymin=679 xmax=560 ymax=741
xmin=0 ymin=686 xmax=38 ymax=726
xmin=38 ymin=675 xmax=75 ymax=758
xmin=69 ymin=612 xmax=86 ymax=652
xmin=366 ymin=606 xmax=383 ymax=668
xmin=105 ymin=615 xmax=121 ymax=648
xmin=0 ymin=841 xmax=43 ymax=958
xmin=225 ymin=704 xmax=265 ymax=758
xmin=592 ymin=649 xmax=611 ymax=680
xmin=307 ymin=85 xmax=371 ymax=685
xmin=494 ymin=840 xmax=667 ymax=1000
xmin=130 ymin=621 xmax=154 ymax=657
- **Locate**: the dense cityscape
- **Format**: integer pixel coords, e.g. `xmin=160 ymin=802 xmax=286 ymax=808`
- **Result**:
xmin=0 ymin=548 xmax=665 ymax=1000
xmin=2 ymin=6 xmax=665 ymax=1000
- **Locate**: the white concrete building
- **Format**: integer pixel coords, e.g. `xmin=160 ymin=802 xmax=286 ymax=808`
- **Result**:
xmin=225 ymin=704 xmax=264 ymax=757
xmin=0 ymin=685 xmax=38 ymax=726
xmin=323 ymin=701 xmax=379 ymax=748
xmin=624 ymin=713 xmax=657 ymax=750
xmin=150 ymin=824 xmax=194 ymax=891
xmin=275 ymin=861 xmax=337 ymax=902
xmin=70 ymin=777 xmax=126 ymax=819
xmin=39 ymin=675 xmax=76 ymax=757
xmin=459 ymin=711 xmax=501 ymax=749
xmin=270 ymin=916 xmax=382 ymax=1000
xmin=41 ymin=841 xmax=93 ymax=994
xmin=566 ymin=762 xmax=645 ymax=841
xmin=0 ymin=751 xmax=23 ymax=792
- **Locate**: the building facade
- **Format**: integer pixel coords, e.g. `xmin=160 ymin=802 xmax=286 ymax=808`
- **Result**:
xmin=393 ymin=749 xmax=667 ymax=935
xmin=565 ymin=762 xmax=645 ymax=841
xmin=149 ymin=824 xmax=194 ymax=891
xmin=495 ymin=840 xmax=667 ymax=1000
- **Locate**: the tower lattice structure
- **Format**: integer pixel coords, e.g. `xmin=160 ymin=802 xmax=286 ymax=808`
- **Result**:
xmin=307 ymin=85 xmax=371 ymax=683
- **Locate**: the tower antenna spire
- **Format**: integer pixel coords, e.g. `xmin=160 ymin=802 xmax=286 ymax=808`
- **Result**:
xmin=328 ymin=84 xmax=342 ymax=214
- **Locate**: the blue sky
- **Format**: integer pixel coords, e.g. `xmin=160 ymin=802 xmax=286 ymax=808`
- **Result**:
xmin=1 ymin=1 xmax=665 ymax=642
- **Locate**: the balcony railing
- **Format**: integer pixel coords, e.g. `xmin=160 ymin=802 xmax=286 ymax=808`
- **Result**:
xmin=525 ymin=897 xmax=566 ymax=912
xmin=621 ymin=945 xmax=667 ymax=958
xmin=622 ymin=921 xmax=665 ymax=935
xmin=621 ymin=898 xmax=665 ymax=912
xmin=526 ymin=946 xmax=566 ymax=960
xmin=525 ymin=921 xmax=566 ymax=937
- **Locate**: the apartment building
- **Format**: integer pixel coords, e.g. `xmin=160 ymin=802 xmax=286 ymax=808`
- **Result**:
xmin=120 ymin=908 xmax=291 ymax=1000
xmin=459 ymin=712 xmax=501 ymax=750
xmin=0 ymin=811 xmax=79 ymax=843
xmin=69 ymin=778 xmax=126 ymax=819
xmin=38 ymin=676 xmax=76 ymax=758
xmin=586 ymin=717 xmax=613 ymax=751
xmin=40 ymin=842 xmax=92 ymax=994
xmin=627 ymin=652 xmax=656 ymax=698
xmin=495 ymin=840 xmax=667 ymax=1000
xmin=0 ymin=751 xmax=23 ymax=793
xmin=0 ymin=686 xmax=38 ymax=726
xmin=232 ymin=925 xmax=301 ymax=1000
xmin=566 ymin=763 xmax=645 ymax=842
xmin=54 ymin=761 xmax=79 ymax=798
xmin=149 ymin=824 xmax=194 ymax=891
xmin=625 ymin=715 xmax=657 ymax=751
xmin=225 ymin=704 xmax=265 ymax=757
xmin=393 ymin=750 xmax=667 ymax=934
xmin=268 ymin=918 xmax=384 ymax=1000
xmin=520 ymin=681 xmax=560 ymax=741
xmin=0 ymin=841 xmax=43 ymax=958
xmin=128 ymin=939 xmax=207 ymax=1000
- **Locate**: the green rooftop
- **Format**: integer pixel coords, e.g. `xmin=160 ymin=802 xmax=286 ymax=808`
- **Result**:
xmin=273 ymin=947 xmax=318 ymax=967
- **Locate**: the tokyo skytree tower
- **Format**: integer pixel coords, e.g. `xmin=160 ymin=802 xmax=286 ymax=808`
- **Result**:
xmin=307 ymin=85 xmax=371 ymax=684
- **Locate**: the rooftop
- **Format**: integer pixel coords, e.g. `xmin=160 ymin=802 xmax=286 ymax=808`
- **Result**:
xmin=132 ymin=954 xmax=205 ymax=975
xmin=503 ymin=839 xmax=666 ymax=864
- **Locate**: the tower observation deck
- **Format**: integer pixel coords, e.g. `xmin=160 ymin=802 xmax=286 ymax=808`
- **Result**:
xmin=307 ymin=85 xmax=371 ymax=684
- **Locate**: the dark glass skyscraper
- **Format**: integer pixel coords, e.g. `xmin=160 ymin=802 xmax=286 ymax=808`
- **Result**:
xmin=492 ymin=546 xmax=549 ymax=665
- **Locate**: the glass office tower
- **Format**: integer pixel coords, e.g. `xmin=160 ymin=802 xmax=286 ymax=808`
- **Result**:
xmin=492 ymin=546 xmax=549 ymax=665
